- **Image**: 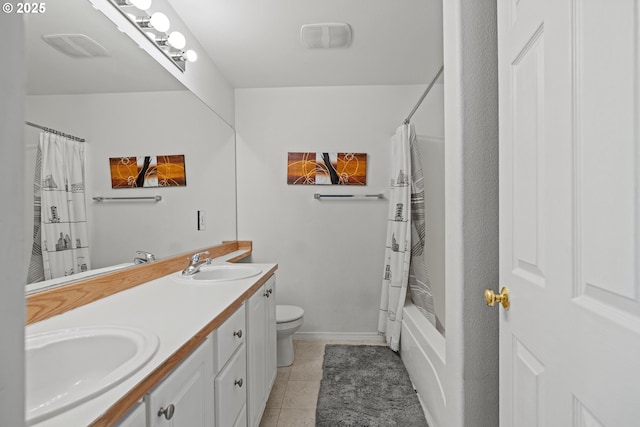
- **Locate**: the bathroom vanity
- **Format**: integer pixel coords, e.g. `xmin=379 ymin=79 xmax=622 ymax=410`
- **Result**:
xmin=25 ymin=241 xmax=277 ymax=427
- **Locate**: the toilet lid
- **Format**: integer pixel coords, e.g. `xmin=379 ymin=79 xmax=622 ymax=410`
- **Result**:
xmin=277 ymin=305 xmax=304 ymax=323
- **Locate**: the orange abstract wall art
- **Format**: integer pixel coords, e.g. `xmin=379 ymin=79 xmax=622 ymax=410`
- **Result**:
xmin=287 ymin=152 xmax=367 ymax=185
xmin=109 ymin=155 xmax=186 ymax=188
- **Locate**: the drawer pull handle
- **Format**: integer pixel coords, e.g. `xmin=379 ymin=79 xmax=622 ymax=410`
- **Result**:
xmin=233 ymin=329 xmax=243 ymax=338
xmin=158 ymin=404 xmax=175 ymax=420
xmin=234 ymin=378 xmax=244 ymax=388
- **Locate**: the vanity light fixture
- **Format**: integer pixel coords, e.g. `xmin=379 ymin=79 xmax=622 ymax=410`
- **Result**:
xmin=115 ymin=0 xmax=152 ymax=11
xmin=167 ymin=31 xmax=186 ymax=49
xmin=172 ymin=49 xmax=198 ymax=63
xmin=134 ymin=12 xmax=170 ymax=32
xmin=110 ymin=0 xmax=197 ymax=72
xmin=129 ymin=0 xmax=152 ymax=10
xmin=157 ymin=31 xmax=186 ymax=50
xmin=184 ymin=49 xmax=197 ymax=62
xmin=149 ymin=12 xmax=170 ymax=32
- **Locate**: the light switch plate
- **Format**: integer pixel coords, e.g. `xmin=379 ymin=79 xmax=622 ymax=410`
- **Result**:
xmin=197 ymin=210 xmax=206 ymax=231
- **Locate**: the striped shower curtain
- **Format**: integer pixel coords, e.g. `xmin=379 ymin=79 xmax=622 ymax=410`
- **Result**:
xmin=378 ymin=124 xmax=436 ymax=351
xmin=27 ymin=132 xmax=91 ymax=283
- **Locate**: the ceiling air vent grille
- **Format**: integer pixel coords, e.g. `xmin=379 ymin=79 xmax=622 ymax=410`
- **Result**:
xmin=300 ymin=23 xmax=352 ymax=49
xmin=42 ymin=34 xmax=111 ymax=58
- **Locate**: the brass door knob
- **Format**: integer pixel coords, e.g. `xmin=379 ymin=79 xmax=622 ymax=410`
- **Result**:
xmin=484 ymin=287 xmax=510 ymax=309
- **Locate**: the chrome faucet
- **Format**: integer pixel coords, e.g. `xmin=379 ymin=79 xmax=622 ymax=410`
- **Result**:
xmin=134 ymin=251 xmax=156 ymax=264
xmin=182 ymin=251 xmax=211 ymax=276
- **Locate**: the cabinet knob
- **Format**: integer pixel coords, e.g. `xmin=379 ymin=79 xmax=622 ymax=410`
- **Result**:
xmin=233 ymin=329 xmax=243 ymax=339
xmin=268 ymin=288 xmax=273 ymax=295
xmin=234 ymin=378 xmax=244 ymax=388
xmin=264 ymin=290 xmax=270 ymax=298
xmin=158 ymin=404 xmax=175 ymax=420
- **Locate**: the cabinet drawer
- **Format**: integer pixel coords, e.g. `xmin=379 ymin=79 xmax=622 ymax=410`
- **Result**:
xmin=215 ymin=345 xmax=247 ymax=427
xmin=214 ymin=304 xmax=246 ymax=372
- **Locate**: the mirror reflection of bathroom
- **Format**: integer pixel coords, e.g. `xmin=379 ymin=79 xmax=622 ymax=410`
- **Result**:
xmin=22 ymin=0 xmax=237 ymax=292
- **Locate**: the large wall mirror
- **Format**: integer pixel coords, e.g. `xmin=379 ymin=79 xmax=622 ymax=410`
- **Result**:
xmin=24 ymin=0 xmax=237 ymax=294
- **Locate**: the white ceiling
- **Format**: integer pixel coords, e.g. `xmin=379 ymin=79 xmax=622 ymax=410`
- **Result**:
xmin=167 ymin=0 xmax=443 ymax=88
xmin=26 ymin=0 xmax=443 ymax=95
xmin=26 ymin=0 xmax=184 ymax=95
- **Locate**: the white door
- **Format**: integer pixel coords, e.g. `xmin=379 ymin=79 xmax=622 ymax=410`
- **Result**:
xmin=497 ymin=0 xmax=640 ymax=426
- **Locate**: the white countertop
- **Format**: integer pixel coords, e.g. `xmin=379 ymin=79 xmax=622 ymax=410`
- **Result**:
xmin=27 ymin=254 xmax=276 ymax=426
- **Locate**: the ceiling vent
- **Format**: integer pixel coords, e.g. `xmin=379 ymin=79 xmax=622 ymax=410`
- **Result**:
xmin=300 ymin=23 xmax=352 ymax=49
xmin=42 ymin=34 xmax=111 ymax=59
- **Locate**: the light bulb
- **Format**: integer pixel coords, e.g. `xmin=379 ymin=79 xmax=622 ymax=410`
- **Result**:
xmin=167 ymin=31 xmax=186 ymax=49
xmin=130 ymin=0 xmax=152 ymax=10
xmin=185 ymin=49 xmax=198 ymax=62
xmin=149 ymin=12 xmax=170 ymax=32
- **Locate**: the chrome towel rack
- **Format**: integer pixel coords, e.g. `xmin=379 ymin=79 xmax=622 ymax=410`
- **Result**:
xmin=314 ymin=193 xmax=383 ymax=200
xmin=93 ymin=195 xmax=162 ymax=202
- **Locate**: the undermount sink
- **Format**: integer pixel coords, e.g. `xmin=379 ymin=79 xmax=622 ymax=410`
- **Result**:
xmin=175 ymin=264 xmax=262 ymax=283
xmin=26 ymin=326 xmax=159 ymax=425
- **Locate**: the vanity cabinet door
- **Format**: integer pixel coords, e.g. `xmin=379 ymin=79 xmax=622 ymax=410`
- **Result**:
xmin=114 ymin=402 xmax=146 ymax=427
xmin=147 ymin=337 xmax=214 ymax=427
xmin=246 ymin=275 xmax=277 ymax=427
xmin=233 ymin=405 xmax=247 ymax=427
xmin=214 ymin=344 xmax=247 ymax=427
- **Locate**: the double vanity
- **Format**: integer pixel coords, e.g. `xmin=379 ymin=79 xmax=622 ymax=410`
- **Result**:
xmin=25 ymin=241 xmax=277 ymax=427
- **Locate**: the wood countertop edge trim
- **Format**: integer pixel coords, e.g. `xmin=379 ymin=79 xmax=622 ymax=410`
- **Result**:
xmin=26 ymin=241 xmax=253 ymax=325
xmin=88 ymin=264 xmax=277 ymax=426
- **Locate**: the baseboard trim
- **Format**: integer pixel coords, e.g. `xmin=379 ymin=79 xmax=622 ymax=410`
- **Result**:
xmin=293 ymin=331 xmax=385 ymax=342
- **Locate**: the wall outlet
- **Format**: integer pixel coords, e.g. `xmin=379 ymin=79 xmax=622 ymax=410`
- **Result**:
xmin=197 ymin=210 xmax=206 ymax=231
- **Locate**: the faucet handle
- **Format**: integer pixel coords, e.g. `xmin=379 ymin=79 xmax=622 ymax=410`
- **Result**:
xmin=190 ymin=251 xmax=210 ymax=263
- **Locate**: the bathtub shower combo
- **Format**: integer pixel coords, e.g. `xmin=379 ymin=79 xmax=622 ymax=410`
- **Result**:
xmin=379 ymin=65 xmax=447 ymax=427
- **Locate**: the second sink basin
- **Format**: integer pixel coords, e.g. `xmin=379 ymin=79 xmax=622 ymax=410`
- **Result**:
xmin=176 ymin=264 xmax=262 ymax=283
xmin=26 ymin=325 xmax=159 ymax=425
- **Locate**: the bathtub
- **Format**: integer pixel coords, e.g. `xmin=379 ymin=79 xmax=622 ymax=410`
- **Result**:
xmin=401 ymin=302 xmax=446 ymax=427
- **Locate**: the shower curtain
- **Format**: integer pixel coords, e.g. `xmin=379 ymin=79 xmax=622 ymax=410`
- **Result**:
xmin=27 ymin=133 xmax=91 ymax=283
xmin=378 ymin=124 xmax=436 ymax=351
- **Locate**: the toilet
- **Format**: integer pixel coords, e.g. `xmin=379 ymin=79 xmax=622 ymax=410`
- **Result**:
xmin=276 ymin=305 xmax=304 ymax=367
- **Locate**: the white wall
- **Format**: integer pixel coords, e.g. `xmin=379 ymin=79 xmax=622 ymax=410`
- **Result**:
xmin=442 ymin=0 xmax=499 ymax=426
xmin=89 ymin=0 xmax=235 ymax=126
xmin=235 ymin=84 xmax=444 ymax=336
xmin=0 ymin=13 xmax=26 ymax=427
xmin=24 ymin=90 xmax=237 ymax=271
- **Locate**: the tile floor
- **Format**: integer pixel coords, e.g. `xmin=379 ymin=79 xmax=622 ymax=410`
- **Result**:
xmin=259 ymin=339 xmax=385 ymax=427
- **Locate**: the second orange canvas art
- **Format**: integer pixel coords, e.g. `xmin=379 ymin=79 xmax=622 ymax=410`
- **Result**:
xmin=287 ymin=152 xmax=367 ymax=185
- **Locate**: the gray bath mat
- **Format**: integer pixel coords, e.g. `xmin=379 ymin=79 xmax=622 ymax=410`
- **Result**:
xmin=316 ymin=345 xmax=429 ymax=427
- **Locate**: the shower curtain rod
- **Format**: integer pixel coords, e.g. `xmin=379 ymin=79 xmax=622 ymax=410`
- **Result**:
xmin=25 ymin=121 xmax=86 ymax=142
xmin=403 ymin=64 xmax=444 ymax=125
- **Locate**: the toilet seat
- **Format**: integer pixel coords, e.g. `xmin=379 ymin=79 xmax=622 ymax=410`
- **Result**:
xmin=276 ymin=305 xmax=304 ymax=323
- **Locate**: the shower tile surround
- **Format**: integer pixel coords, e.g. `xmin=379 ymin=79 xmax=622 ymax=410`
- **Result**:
xmin=259 ymin=339 xmax=386 ymax=427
